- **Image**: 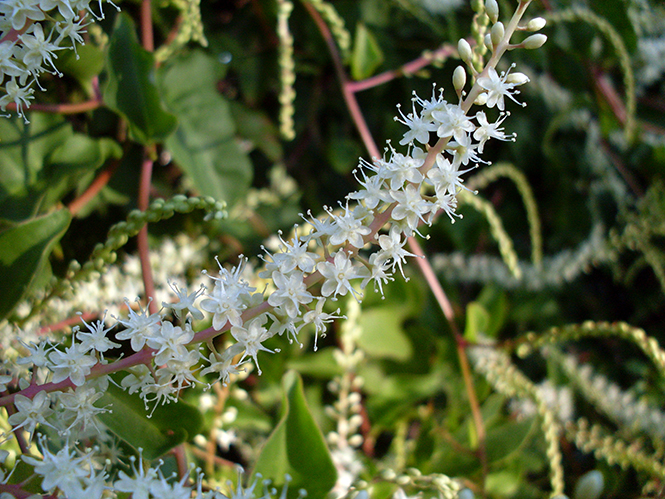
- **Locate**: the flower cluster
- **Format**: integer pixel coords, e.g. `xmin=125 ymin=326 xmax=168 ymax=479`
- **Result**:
xmin=0 ymin=1 xmax=548 ymax=497
xmin=0 ymin=0 xmax=117 ymax=119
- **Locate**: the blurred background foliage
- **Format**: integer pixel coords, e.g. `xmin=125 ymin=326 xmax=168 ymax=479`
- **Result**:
xmin=2 ymin=0 xmax=665 ymax=497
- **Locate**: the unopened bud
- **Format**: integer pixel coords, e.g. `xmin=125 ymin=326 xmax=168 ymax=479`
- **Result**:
xmin=458 ymin=38 xmax=473 ymax=62
xmin=453 ymin=66 xmax=466 ymax=91
xmin=485 ymin=0 xmax=499 ymax=24
xmin=484 ymin=33 xmax=493 ymax=52
xmin=505 ymin=72 xmax=529 ymax=85
xmin=527 ymin=17 xmax=547 ymax=31
xmin=491 ymin=22 xmax=505 ymax=47
xmin=522 ymin=33 xmax=547 ymax=49
xmin=474 ymin=92 xmax=488 ymax=106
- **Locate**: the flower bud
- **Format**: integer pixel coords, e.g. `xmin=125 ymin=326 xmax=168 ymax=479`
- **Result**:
xmin=453 ymin=66 xmax=466 ymax=92
xmin=505 ymin=72 xmax=529 ymax=85
xmin=474 ymin=92 xmax=488 ymax=106
xmin=484 ymin=33 xmax=493 ymax=52
xmin=491 ymin=21 xmax=505 ymax=47
xmin=522 ymin=33 xmax=547 ymax=49
xmin=485 ymin=0 xmax=499 ymax=24
xmin=527 ymin=17 xmax=547 ymax=31
xmin=573 ymin=470 xmax=604 ymax=499
xmin=458 ymin=38 xmax=473 ymax=62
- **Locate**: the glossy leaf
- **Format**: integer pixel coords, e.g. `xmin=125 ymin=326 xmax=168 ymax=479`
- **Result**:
xmin=0 ymin=209 xmax=71 ymax=320
xmin=104 ymin=14 xmax=177 ymax=144
xmin=357 ymin=306 xmax=413 ymax=361
xmin=98 ymin=381 xmax=203 ymax=461
xmin=252 ymin=371 xmax=336 ymax=499
xmin=351 ymin=23 xmax=384 ymax=81
xmin=463 ymin=302 xmax=490 ymax=343
xmin=158 ymin=50 xmax=252 ymax=206
xmin=0 ymin=114 xmax=122 ymax=222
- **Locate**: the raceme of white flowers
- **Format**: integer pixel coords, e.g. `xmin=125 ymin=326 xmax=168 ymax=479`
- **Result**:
xmin=0 ymin=1 xmax=547 ymax=498
xmin=0 ymin=0 xmax=119 ymax=119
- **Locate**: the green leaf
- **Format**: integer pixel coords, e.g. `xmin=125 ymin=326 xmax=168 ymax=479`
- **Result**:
xmin=228 ymin=101 xmax=283 ymax=163
xmin=252 ymin=371 xmax=336 ymax=499
xmin=0 ymin=209 xmax=71 ymax=320
xmin=357 ymin=306 xmax=413 ymax=361
xmin=59 ymin=42 xmax=106 ymax=87
xmin=0 ymin=114 xmax=122 ymax=222
xmin=104 ymin=14 xmax=177 ymax=144
xmin=351 ymin=23 xmax=384 ymax=81
xmin=485 ymin=417 xmax=535 ymax=463
xmin=463 ymin=302 xmax=490 ymax=343
xmin=158 ymin=50 xmax=252 ymax=206
xmin=98 ymin=381 xmax=203 ymax=460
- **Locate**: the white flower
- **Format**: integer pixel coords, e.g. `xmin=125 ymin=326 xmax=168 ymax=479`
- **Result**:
xmin=17 ymin=340 xmax=52 ymax=367
xmin=389 ymin=184 xmax=433 ymax=235
xmin=115 ymin=299 xmax=162 ymax=352
xmin=473 ymin=110 xmax=513 ymax=152
xmin=200 ymin=343 xmax=246 ymax=386
xmin=19 ymin=23 xmax=62 ymax=77
xmin=375 ymin=227 xmax=417 ymax=279
xmin=317 ymin=250 xmax=363 ymax=300
xmin=121 ymin=365 xmax=154 ymax=394
xmin=0 ymin=78 xmax=34 ymax=120
xmin=0 ymin=41 xmax=23 ymax=82
xmin=328 ymin=203 xmax=372 ymax=249
xmin=347 ymin=162 xmax=390 ymax=210
xmin=261 ymin=229 xmax=320 ymax=276
xmin=431 ymin=101 xmax=476 ymax=142
xmin=268 ymin=270 xmax=313 ymax=319
xmin=162 ymin=280 xmax=206 ymax=321
xmin=0 ymin=0 xmax=46 ymax=31
xmin=476 ymin=66 xmax=527 ymax=110
xmin=8 ymin=391 xmax=54 ymax=439
xmin=48 ymin=339 xmax=97 ymax=386
xmin=200 ymin=280 xmax=246 ymax=330
xmin=156 ymin=348 xmax=200 ymax=391
xmin=231 ymin=316 xmax=275 ymax=374
xmin=146 ymin=321 xmax=194 ymax=365
xmin=114 ymin=452 xmax=159 ymax=499
xmin=76 ymin=311 xmax=120 ymax=358
xmin=395 ymin=101 xmax=437 ymax=145
xmin=302 ymin=299 xmax=343 ymax=350
xmin=426 ymin=153 xmax=475 ymax=196
xmin=360 ymin=252 xmax=394 ymax=296
xmin=58 ymin=384 xmax=108 ymax=434
xmin=201 ymin=258 xmax=256 ymax=329
xmin=379 ymin=147 xmax=425 ymax=192
xmin=22 ymin=439 xmax=90 ymax=497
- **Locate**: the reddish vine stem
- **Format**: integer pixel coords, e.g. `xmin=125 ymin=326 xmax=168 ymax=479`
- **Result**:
xmin=138 ymin=152 xmax=158 ymax=314
xmin=407 ymin=237 xmax=488 ymax=494
xmin=346 ymin=43 xmax=457 ymax=93
xmin=138 ymin=3 xmax=157 ymax=313
xmin=68 ymin=158 xmax=121 ymax=216
xmin=301 ymin=2 xmax=380 ymax=159
xmin=5 ymin=99 xmax=102 ymax=115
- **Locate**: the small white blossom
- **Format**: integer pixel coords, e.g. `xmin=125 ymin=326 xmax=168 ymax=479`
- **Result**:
xmin=48 ymin=339 xmax=97 ymax=386
xmin=162 ymin=280 xmax=206 ymax=321
xmin=476 ymin=65 xmax=528 ymax=110
xmin=8 ymin=391 xmax=54 ymax=439
xmin=317 ymin=250 xmax=364 ymax=300
xmin=230 ymin=316 xmax=275 ymax=375
xmin=146 ymin=321 xmax=195 ymax=365
xmin=115 ymin=299 xmax=162 ymax=352
xmin=268 ymin=270 xmax=313 ymax=319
